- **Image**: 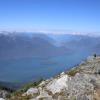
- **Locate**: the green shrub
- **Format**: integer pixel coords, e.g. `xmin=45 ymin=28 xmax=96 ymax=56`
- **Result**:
xmin=67 ymin=67 xmax=80 ymax=76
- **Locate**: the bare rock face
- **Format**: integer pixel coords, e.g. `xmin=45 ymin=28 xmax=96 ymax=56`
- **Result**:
xmin=26 ymin=88 xmax=39 ymax=95
xmin=0 ymin=90 xmax=9 ymax=99
xmin=46 ymin=75 xmax=69 ymax=94
xmin=67 ymin=73 xmax=94 ymax=100
xmin=0 ymin=98 xmax=5 ymax=100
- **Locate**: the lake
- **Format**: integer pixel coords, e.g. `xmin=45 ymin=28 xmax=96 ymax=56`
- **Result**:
xmin=0 ymin=50 xmax=93 ymax=86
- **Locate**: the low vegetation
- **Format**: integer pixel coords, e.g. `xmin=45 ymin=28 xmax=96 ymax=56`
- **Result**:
xmin=0 ymin=79 xmax=43 ymax=100
xmin=0 ymin=85 xmax=14 ymax=93
xmin=67 ymin=67 xmax=81 ymax=76
xmin=16 ymin=78 xmax=43 ymax=93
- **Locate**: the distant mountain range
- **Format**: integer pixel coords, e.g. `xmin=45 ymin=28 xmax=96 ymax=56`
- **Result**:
xmin=0 ymin=32 xmax=100 ymax=60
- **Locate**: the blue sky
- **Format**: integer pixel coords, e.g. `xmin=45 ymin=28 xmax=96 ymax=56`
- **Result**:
xmin=0 ymin=0 xmax=100 ymax=33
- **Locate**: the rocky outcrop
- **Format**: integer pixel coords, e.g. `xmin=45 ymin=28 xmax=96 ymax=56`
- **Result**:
xmin=23 ymin=88 xmax=39 ymax=96
xmin=0 ymin=90 xmax=9 ymax=99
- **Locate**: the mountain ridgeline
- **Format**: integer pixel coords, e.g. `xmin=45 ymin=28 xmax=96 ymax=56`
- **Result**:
xmin=0 ymin=33 xmax=70 ymax=60
xmin=0 ymin=32 xmax=100 ymax=60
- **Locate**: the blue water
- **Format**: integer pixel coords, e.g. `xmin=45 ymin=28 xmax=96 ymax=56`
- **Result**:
xmin=0 ymin=51 xmax=93 ymax=85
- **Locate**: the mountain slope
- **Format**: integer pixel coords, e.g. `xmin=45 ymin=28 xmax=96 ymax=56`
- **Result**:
xmin=0 ymin=33 xmax=70 ymax=60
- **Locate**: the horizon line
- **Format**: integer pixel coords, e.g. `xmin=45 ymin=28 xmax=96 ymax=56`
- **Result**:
xmin=0 ymin=29 xmax=100 ymax=36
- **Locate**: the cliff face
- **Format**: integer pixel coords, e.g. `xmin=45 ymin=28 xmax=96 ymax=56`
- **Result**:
xmin=1 ymin=56 xmax=100 ymax=100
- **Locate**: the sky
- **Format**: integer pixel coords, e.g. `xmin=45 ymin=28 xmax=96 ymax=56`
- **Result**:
xmin=0 ymin=0 xmax=100 ymax=34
